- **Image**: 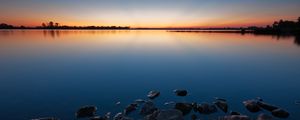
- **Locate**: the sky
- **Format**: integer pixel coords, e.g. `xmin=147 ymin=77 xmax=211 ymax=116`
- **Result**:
xmin=0 ymin=0 xmax=300 ymax=28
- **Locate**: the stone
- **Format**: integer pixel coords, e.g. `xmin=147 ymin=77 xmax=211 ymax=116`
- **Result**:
xmin=243 ymin=100 xmax=261 ymax=112
xmin=164 ymin=101 xmax=175 ymax=105
xmin=140 ymin=101 xmax=158 ymax=115
xmin=174 ymin=103 xmax=193 ymax=115
xmin=271 ymin=108 xmax=289 ymax=118
xmin=156 ymin=109 xmax=184 ymax=120
xmin=135 ymin=99 xmax=145 ymax=103
xmin=147 ymin=90 xmax=160 ymax=99
xmin=90 ymin=116 xmax=108 ymax=120
xmin=230 ymin=111 xmax=241 ymax=115
xmin=257 ymin=113 xmax=272 ymax=120
xmin=257 ymin=101 xmax=278 ymax=111
xmin=76 ymin=105 xmax=97 ymax=118
xmin=173 ymin=89 xmax=188 ymax=96
xmin=116 ymin=101 xmax=121 ymax=106
xmin=196 ymin=103 xmax=217 ymax=114
xmin=219 ymin=115 xmax=250 ymax=120
xmin=214 ymin=100 xmax=228 ymax=113
xmin=113 ymin=112 xmax=132 ymax=120
xmin=32 ymin=117 xmax=59 ymax=120
xmin=191 ymin=114 xmax=197 ymax=120
xmin=124 ymin=103 xmax=138 ymax=115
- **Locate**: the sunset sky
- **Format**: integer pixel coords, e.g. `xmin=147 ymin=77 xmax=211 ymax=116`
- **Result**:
xmin=1 ymin=0 xmax=300 ymax=28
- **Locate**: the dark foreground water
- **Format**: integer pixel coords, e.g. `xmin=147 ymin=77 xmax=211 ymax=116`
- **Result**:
xmin=0 ymin=30 xmax=300 ymax=120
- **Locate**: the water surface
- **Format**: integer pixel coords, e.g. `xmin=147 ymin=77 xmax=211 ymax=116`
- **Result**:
xmin=0 ymin=30 xmax=300 ymax=119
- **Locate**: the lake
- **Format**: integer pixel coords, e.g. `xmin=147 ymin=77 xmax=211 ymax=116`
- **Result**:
xmin=0 ymin=30 xmax=300 ymax=120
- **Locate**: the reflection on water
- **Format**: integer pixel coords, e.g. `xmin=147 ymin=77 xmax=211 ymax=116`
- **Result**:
xmin=0 ymin=30 xmax=300 ymax=120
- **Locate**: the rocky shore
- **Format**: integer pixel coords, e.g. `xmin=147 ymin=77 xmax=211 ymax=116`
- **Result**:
xmin=32 ymin=89 xmax=290 ymax=120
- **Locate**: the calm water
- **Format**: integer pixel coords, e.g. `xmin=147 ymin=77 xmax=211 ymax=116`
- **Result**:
xmin=0 ymin=30 xmax=300 ymax=120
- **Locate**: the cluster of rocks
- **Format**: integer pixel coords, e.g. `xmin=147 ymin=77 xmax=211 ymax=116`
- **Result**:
xmin=32 ymin=89 xmax=290 ymax=120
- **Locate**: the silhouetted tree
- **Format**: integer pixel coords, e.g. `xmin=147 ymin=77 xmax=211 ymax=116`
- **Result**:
xmin=48 ymin=21 xmax=54 ymax=28
xmin=42 ymin=23 xmax=46 ymax=28
xmin=55 ymin=23 xmax=59 ymax=27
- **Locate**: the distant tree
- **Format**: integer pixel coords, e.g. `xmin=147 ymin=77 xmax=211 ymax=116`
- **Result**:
xmin=298 ymin=17 xmax=300 ymax=23
xmin=55 ymin=23 xmax=59 ymax=27
xmin=42 ymin=23 xmax=46 ymax=28
xmin=48 ymin=21 xmax=54 ymax=28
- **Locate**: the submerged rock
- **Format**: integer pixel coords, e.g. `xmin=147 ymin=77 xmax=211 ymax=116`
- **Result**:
xmin=113 ymin=112 xmax=132 ymax=120
xmin=219 ymin=115 xmax=250 ymax=120
xmin=144 ymin=110 xmax=160 ymax=120
xmin=214 ymin=100 xmax=228 ymax=113
xmin=164 ymin=101 xmax=176 ymax=105
xmin=173 ymin=89 xmax=188 ymax=96
xmin=174 ymin=103 xmax=193 ymax=115
xmin=116 ymin=101 xmax=121 ymax=106
xmin=243 ymin=100 xmax=261 ymax=113
xmin=90 ymin=116 xmax=109 ymax=120
xmin=76 ymin=105 xmax=97 ymax=118
xmin=156 ymin=109 xmax=184 ymax=120
xmin=257 ymin=113 xmax=272 ymax=120
xmin=271 ymin=108 xmax=289 ymax=118
xmin=191 ymin=114 xmax=197 ymax=120
xmin=147 ymin=90 xmax=160 ymax=99
xmin=196 ymin=103 xmax=217 ymax=114
xmin=140 ymin=101 xmax=158 ymax=115
xmin=215 ymin=97 xmax=227 ymax=102
xmin=124 ymin=103 xmax=138 ymax=115
xmin=32 ymin=117 xmax=59 ymax=120
xmin=230 ymin=111 xmax=241 ymax=115
xmin=257 ymin=101 xmax=278 ymax=111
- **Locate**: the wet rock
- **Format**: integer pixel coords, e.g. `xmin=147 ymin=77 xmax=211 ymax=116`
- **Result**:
xmin=32 ymin=117 xmax=59 ymax=120
xmin=144 ymin=110 xmax=160 ymax=120
xmin=230 ymin=111 xmax=241 ymax=115
xmin=219 ymin=115 xmax=250 ymax=120
xmin=140 ymin=101 xmax=158 ymax=115
xmin=196 ymin=103 xmax=217 ymax=115
xmin=113 ymin=112 xmax=132 ymax=120
xmin=243 ymin=100 xmax=261 ymax=112
xmin=174 ymin=103 xmax=193 ymax=115
xmin=214 ymin=100 xmax=228 ymax=113
xmin=135 ymin=99 xmax=145 ymax=103
xmin=215 ymin=97 xmax=227 ymax=102
xmin=191 ymin=102 xmax=198 ymax=112
xmin=257 ymin=101 xmax=278 ymax=111
xmin=147 ymin=90 xmax=160 ymax=99
xmin=90 ymin=116 xmax=108 ymax=120
xmin=116 ymin=101 xmax=121 ymax=106
xmin=271 ymin=108 xmax=289 ymax=118
xmin=164 ymin=101 xmax=175 ymax=105
xmin=76 ymin=105 xmax=97 ymax=118
xmin=191 ymin=114 xmax=197 ymax=120
xmin=257 ymin=113 xmax=272 ymax=120
xmin=173 ymin=89 xmax=188 ymax=96
xmin=156 ymin=109 xmax=184 ymax=120
xmin=256 ymin=97 xmax=263 ymax=101
xmin=124 ymin=103 xmax=138 ymax=115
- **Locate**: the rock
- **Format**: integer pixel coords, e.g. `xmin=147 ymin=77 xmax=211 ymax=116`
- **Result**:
xmin=219 ymin=115 xmax=250 ymax=120
xmin=191 ymin=102 xmax=198 ymax=112
xmin=257 ymin=113 xmax=272 ymax=120
xmin=230 ymin=111 xmax=241 ymax=115
xmin=164 ymin=101 xmax=176 ymax=105
xmin=214 ymin=100 xmax=228 ymax=113
xmin=135 ymin=99 xmax=145 ymax=103
xmin=140 ymin=101 xmax=158 ymax=115
xmin=271 ymin=108 xmax=289 ymax=118
xmin=145 ymin=109 xmax=183 ymax=120
xmin=191 ymin=114 xmax=197 ymax=120
xmin=243 ymin=100 xmax=261 ymax=112
xmin=256 ymin=97 xmax=263 ymax=101
xmin=113 ymin=112 xmax=132 ymax=120
xmin=116 ymin=101 xmax=121 ymax=106
xmin=144 ymin=110 xmax=160 ymax=120
xmin=295 ymin=100 xmax=300 ymax=105
xmin=174 ymin=103 xmax=193 ymax=115
xmin=257 ymin=101 xmax=278 ymax=111
xmin=147 ymin=90 xmax=160 ymax=99
xmin=76 ymin=105 xmax=97 ymax=118
xmin=196 ymin=103 xmax=217 ymax=114
xmin=90 ymin=116 xmax=108 ymax=120
xmin=215 ymin=97 xmax=227 ymax=102
xmin=173 ymin=89 xmax=188 ymax=96
xmin=124 ymin=103 xmax=138 ymax=115
xmin=32 ymin=117 xmax=59 ymax=120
